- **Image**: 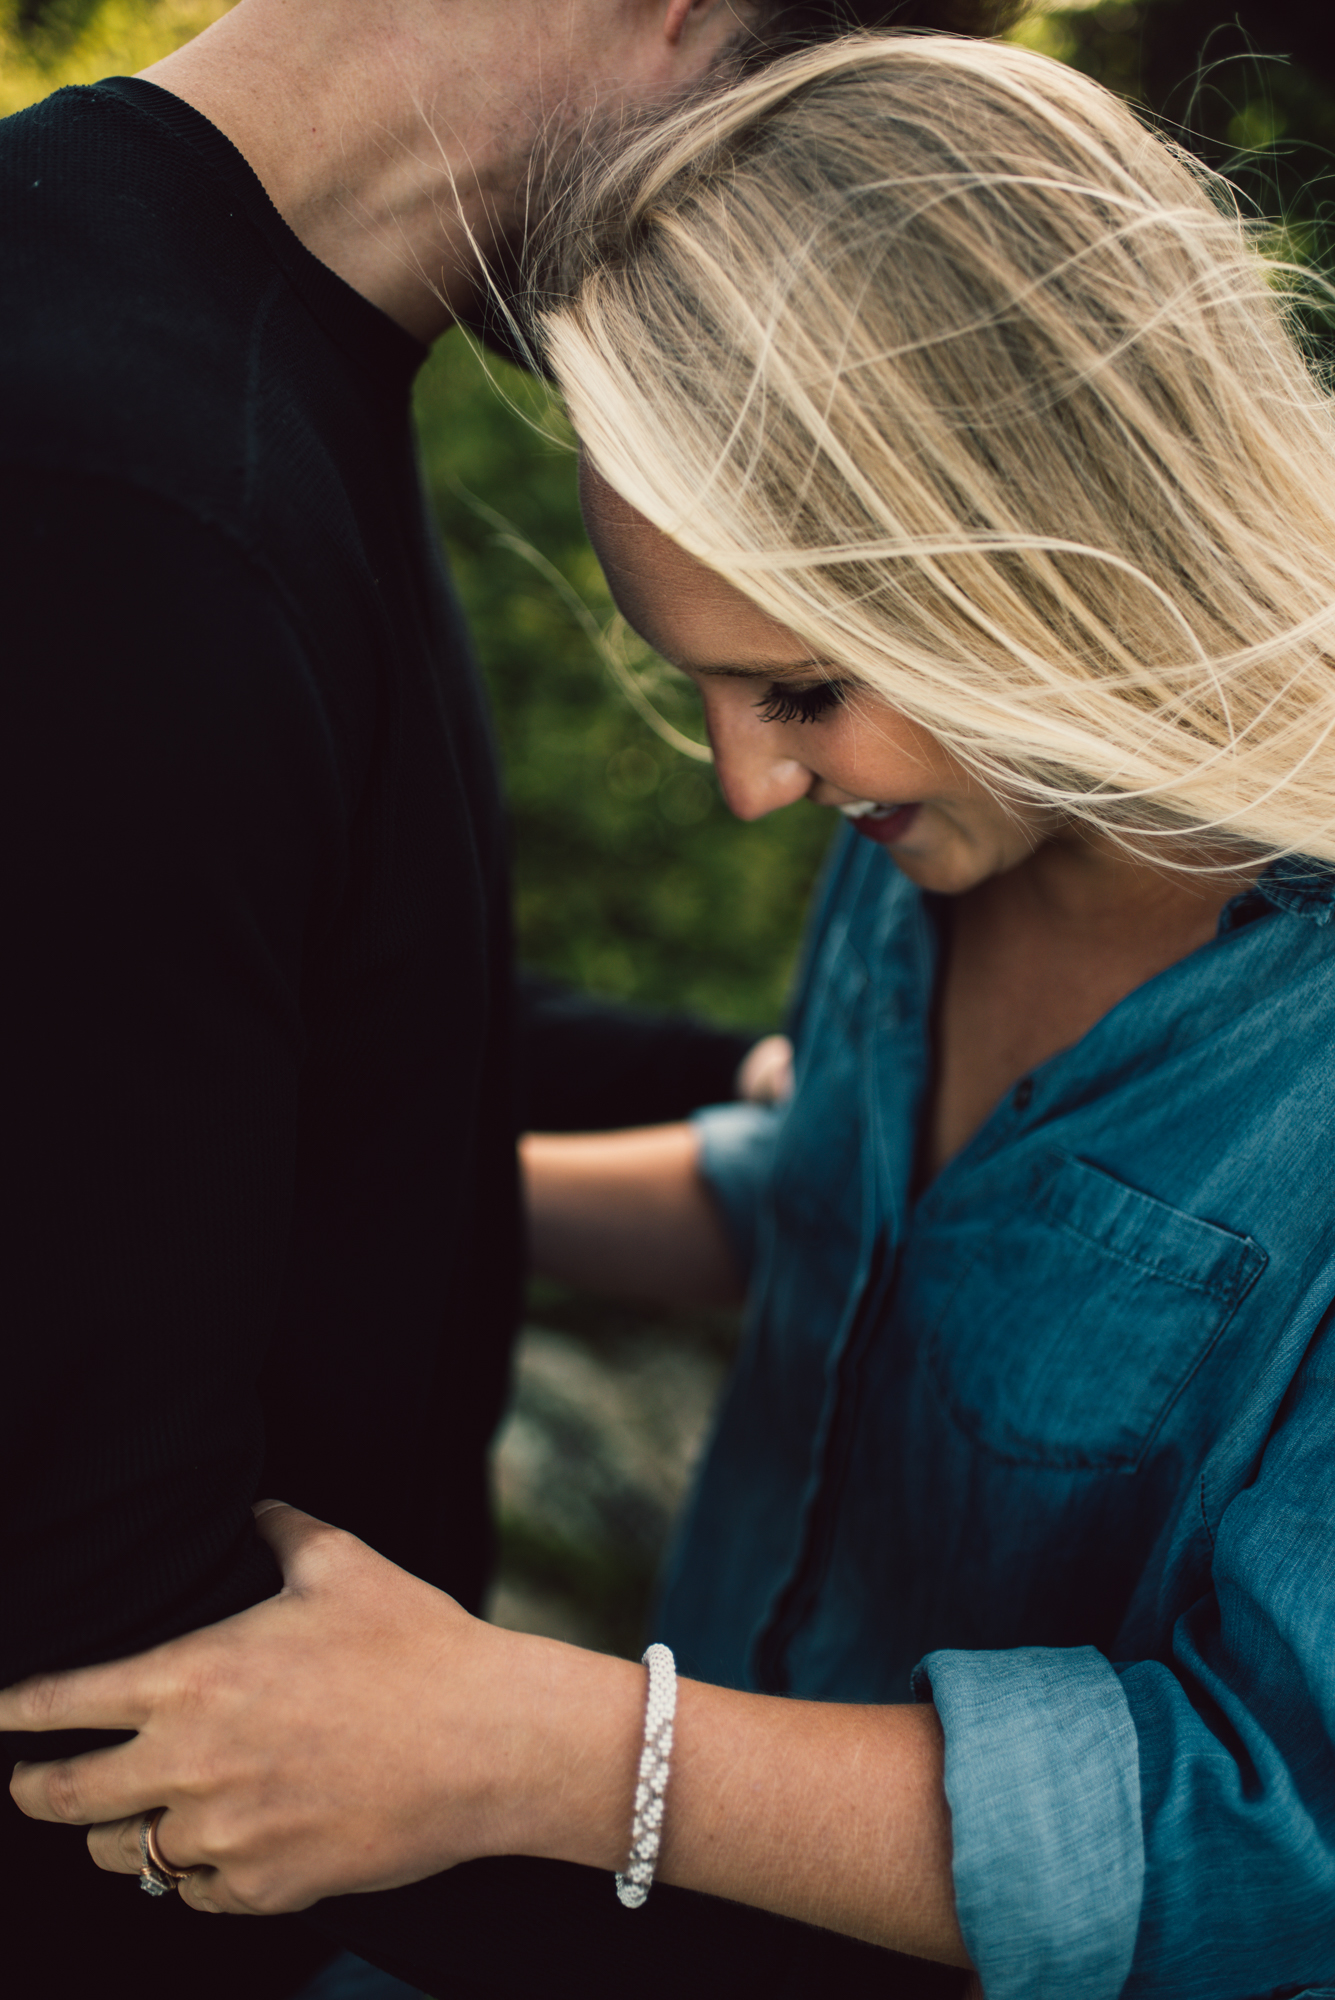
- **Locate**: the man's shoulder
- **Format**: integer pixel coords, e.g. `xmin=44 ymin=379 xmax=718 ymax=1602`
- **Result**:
xmin=1 ymin=83 xmax=329 ymax=530
xmin=0 ymin=80 xmax=424 ymax=685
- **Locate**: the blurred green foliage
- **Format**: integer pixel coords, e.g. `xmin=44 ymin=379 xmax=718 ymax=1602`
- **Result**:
xmin=0 ymin=0 xmax=229 ymax=115
xmin=1017 ymin=3 xmax=1335 ymax=311
xmin=414 ymin=342 xmax=831 ymax=1027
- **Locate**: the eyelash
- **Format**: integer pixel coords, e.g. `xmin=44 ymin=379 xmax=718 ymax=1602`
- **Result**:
xmin=755 ymin=680 xmax=849 ymax=726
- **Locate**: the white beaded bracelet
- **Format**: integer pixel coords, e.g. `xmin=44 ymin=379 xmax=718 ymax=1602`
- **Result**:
xmin=615 ymin=1642 xmax=677 ymax=1909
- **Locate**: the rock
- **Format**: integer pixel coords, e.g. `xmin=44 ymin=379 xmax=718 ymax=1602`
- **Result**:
xmin=486 ymin=1306 xmax=736 ymax=1657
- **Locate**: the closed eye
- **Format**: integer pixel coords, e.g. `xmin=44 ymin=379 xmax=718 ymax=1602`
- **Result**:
xmin=755 ymin=680 xmax=849 ymax=726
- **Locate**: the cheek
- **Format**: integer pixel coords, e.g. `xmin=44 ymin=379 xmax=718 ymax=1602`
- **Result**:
xmin=852 ymin=700 xmax=997 ymax=803
xmin=832 ymin=712 xmax=937 ymax=796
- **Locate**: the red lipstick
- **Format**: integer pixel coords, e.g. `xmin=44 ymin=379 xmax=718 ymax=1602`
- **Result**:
xmin=848 ymin=803 xmax=920 ymax=846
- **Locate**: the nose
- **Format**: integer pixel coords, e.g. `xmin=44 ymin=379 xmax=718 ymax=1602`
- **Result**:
xmin=701 ymin=684 xmax=814 ymax=822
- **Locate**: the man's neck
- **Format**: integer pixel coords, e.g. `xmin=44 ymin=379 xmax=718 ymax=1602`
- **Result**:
xmin=140 ymin=0 xmax=745 ymax=344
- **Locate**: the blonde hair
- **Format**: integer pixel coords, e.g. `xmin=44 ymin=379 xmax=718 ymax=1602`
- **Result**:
xmin=536 ymin=34 xmax=1335 ymax=866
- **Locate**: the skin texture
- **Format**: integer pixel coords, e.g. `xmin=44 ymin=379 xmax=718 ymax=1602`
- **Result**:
xmin=523 ymin=1121 xmax=743 ymax=1301
xmin=142 ymin=0 xmax=753 ymax=341
xmin=734 ymin=1030 xmax=795 ymax=1105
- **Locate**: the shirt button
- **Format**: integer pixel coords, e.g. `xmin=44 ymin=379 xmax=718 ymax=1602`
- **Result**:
xmin=1013 ymin=1077 xmax=1034 ymax=1112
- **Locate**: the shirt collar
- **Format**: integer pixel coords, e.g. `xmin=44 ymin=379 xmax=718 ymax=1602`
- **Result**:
xmin=1221 ymin=853 xmax=1335 ymax=932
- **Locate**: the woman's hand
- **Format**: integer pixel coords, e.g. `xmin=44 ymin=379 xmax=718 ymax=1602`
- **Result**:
xmin=0 ymin=1502 xmax=645 ymax=1914
xmin=735 ymin=1033 xmax=794 ymax=1106
xmin=2 ymin=1504 xmax=969 ymax=1965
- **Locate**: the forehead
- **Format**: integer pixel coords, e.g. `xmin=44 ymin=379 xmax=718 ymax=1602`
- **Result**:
xmin=578 ymin=459 xmax=814 ymax=674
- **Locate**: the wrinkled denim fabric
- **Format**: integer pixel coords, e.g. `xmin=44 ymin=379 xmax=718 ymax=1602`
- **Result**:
xmin=666 ymin=828 xmax=1335 ymax=2000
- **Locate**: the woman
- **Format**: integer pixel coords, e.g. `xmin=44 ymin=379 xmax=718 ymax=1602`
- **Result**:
xmin=6 ymin=35 xmax=1335 ymax=2000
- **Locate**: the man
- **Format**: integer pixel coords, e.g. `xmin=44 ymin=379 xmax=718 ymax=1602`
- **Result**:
xmin=0 ymin=3 xmax=1006 ymax=1994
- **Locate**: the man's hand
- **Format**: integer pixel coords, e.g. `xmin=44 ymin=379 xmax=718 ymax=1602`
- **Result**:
xmin=0 ymin=1503 xmax=639 ymax=1914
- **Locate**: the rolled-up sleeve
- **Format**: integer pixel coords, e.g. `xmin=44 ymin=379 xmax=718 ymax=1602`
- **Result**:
xmin=913 ymin=1306 xmax=1335 ymax=2000
xmin=913 ymin=1646 xmax=1143 ymax=1999
xmin=692 ymin=1101 xmax=784 ymax=1281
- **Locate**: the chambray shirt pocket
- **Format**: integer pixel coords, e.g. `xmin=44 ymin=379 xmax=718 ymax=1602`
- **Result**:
xmin=925 ymin=1149 xmax=1268 ymax=1471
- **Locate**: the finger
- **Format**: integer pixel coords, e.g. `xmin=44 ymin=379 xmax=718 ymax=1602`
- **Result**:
xmin=178 ymin=1869 xmax=229 ymax=1914
xmin=10 ymin=1739 xmax=163 ymax=1827
xmin=249 ymin=1499 xmax=344 ymax=1583
xmin=0 ymin=1652 xmax=154 ymax=1737
xmin=88 ymin=1793 xmax=306 ymax=1919
xmin=87 ymin=1814 xmax=151 ymax=1877
xmin=87 ymin=1811 xmax=226 ymax=1905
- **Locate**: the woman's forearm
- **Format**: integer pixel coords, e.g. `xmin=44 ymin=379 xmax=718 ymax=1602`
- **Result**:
xmin=664 ymin=1682 xmax=966 ymax=1961
xmin=501 ymin=1632 xmax=969 ymax=1964
xmin=2 ymin=1507 xmax=969 ymax=1964
xmin=522 ymin=1123 xmax=743 ymax=1305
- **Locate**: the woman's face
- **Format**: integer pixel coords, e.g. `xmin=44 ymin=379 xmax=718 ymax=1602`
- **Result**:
xmin=581 ymin=465 xmax=1049 ymax=896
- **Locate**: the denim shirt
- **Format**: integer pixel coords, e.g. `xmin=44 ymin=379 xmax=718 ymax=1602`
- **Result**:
xmin=670 ymin=826 xmax=1335 ymax=2000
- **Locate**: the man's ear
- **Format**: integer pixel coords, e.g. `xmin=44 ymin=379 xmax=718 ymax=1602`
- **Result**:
xmin=663 ymin=0 xmax=750 ymax=48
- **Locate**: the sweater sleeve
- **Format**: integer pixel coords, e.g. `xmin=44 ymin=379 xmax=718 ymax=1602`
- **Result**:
xmin=0 ymin=470 xmax=348 ymax=1684
xmin=518 ymin=971 xmax=757 ymax=1131
xmin=913 ymin=1299 xmax=1335 ymax=2000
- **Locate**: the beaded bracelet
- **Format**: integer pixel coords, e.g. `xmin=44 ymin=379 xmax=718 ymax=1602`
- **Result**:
xmin=615 ymin=1642 xmax=677 ymax=1909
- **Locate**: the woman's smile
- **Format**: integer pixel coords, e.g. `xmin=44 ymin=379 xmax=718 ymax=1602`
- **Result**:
xmin=579 ymin=459 xmax=1043 ymax=894
xmin=837 ymin=800 xmax=923 ymax=845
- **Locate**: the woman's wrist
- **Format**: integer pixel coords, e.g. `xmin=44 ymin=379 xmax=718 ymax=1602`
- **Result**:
xmin=448 ymin=1620 xmax=967 ymax=1967
xmin=462 ymin=1621 xmax=648 ymax=1874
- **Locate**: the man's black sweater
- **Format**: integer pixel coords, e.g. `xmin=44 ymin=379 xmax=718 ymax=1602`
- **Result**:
xmin=1 ymin=76 xmax=518 ymax=1987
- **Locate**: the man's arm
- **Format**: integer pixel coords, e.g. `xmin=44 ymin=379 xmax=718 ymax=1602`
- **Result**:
xmin=518 ymin=972 xmax=765 ymax=1130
